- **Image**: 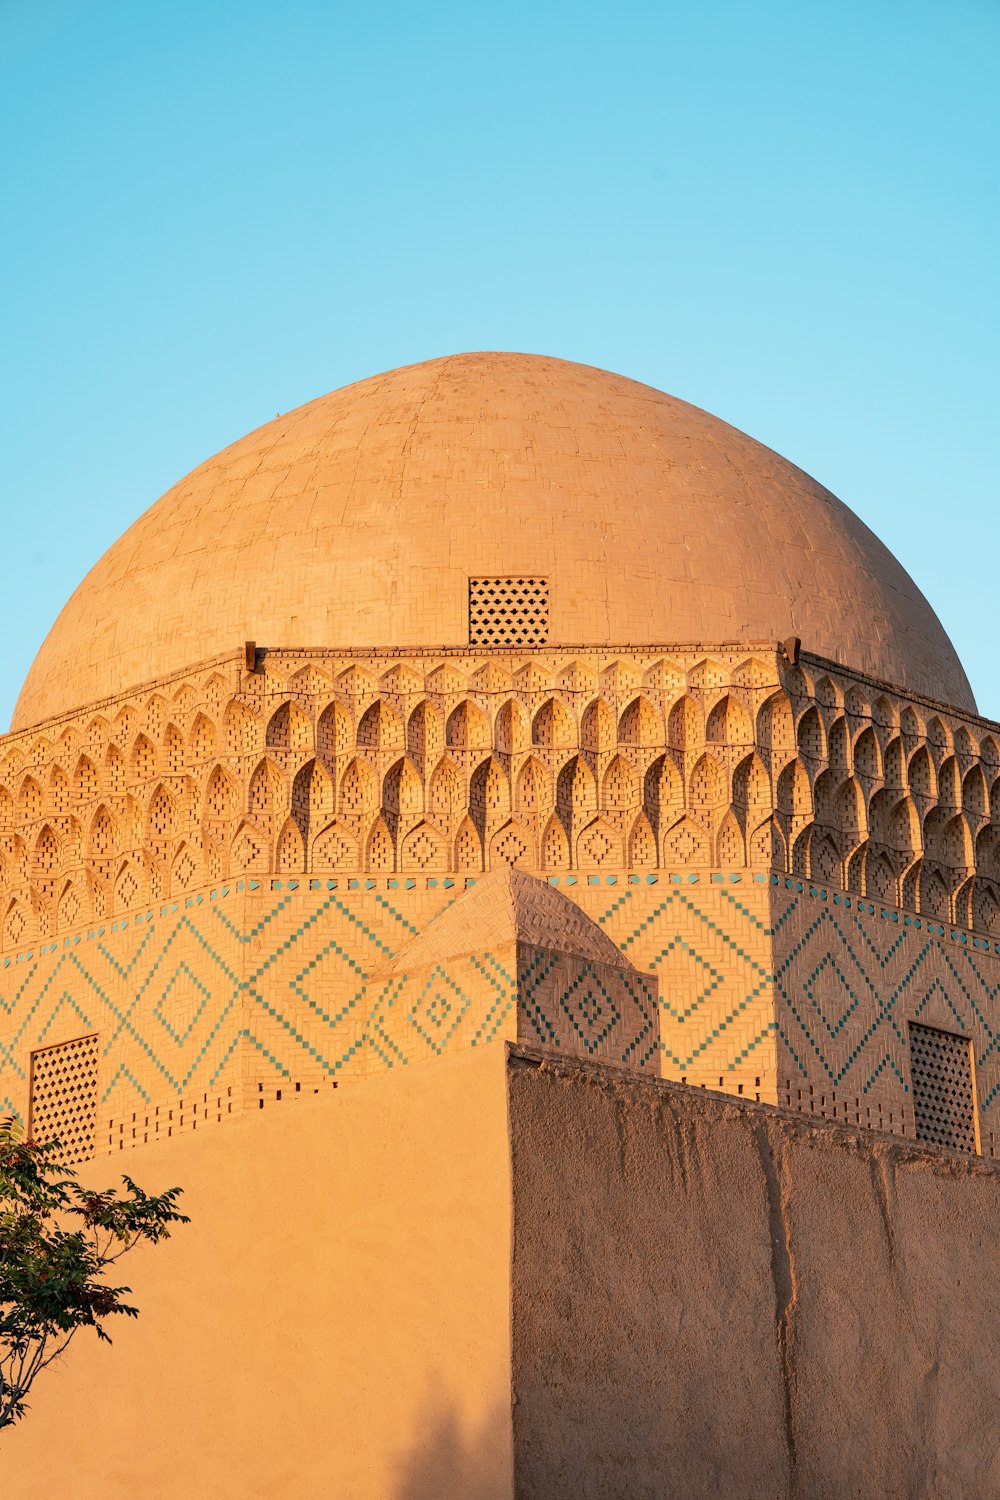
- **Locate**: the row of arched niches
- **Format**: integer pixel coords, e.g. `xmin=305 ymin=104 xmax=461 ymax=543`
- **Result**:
xmin=2 ymin=649 xmax=1000 ymax=949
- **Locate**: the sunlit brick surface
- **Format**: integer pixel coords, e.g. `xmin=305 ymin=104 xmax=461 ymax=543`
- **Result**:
xmin=3 ymin=354 xmax=998 ymax=1158
xmin=13 ymin=353 xmax=972 ymax=729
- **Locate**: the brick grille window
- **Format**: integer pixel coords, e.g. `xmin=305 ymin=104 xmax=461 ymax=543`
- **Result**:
xmin=469 ymin=577 xmax=549 ymax=646
xmin=30 ymin=1034 xmax=99 ymax=1164
xmin=909 ymin=1022 xmax=978 ymax=1153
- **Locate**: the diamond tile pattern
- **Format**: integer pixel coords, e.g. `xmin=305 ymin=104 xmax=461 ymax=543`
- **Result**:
xmin=1 ymin=873 xmax=998 ymax=1158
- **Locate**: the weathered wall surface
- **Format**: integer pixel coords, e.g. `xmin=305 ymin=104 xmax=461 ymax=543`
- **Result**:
xmin=2 ymin=1045 xmax=515 ymax=1500
xmin=509 ymin=1048 xmax=1000 ymax=1500
xmin=7 ymin=1044 xmax=1000 ymax=1499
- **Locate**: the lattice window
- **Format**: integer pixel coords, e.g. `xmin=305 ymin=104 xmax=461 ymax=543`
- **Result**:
xmin=30 ymin=1034 xmax=99 ymax=1164
xmin=909 ymin=1022 xmax=978 ymax=1153
xmin=469 ymin=577 xmax=549 ymax=646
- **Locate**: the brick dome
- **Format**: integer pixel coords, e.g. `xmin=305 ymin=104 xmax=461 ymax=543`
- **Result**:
xmin=13 ymin=352 xmax=973 ymax=728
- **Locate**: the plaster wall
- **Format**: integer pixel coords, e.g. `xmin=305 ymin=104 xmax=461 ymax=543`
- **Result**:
xmin=509 ymin=1049 xmax=1000 ymax=1500
xmin=2 ymin=1045 xmax=515 ymax=1500
xmin=5 ymin=1046 xmax=1000 ymax=1498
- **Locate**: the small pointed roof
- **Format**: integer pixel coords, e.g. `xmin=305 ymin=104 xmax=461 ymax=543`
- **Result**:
xmin=373 ymin=867 xmax=636 ymax=978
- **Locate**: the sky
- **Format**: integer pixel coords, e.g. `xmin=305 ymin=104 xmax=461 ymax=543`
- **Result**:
xmin=1 ymin=0 xmax=998 ymax=728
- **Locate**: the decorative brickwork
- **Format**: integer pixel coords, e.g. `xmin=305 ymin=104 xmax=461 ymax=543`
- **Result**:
xmin=3 ymin=644 xmax=999 ymax=946
xmin=361 ymin=869 xmax=660 ymax=1073
xmin=772 ymin=880 xmax=1000 ymax=1151
xmin=468 ymin=578 xmax=549 ymax=646
xmin=2 ymin=638 xmax=1000 ymax=1156
xmin=0 ymin=871 xmax=770 ymax=1150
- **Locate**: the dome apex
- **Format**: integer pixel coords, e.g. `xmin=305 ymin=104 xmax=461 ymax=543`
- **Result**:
xmin=13 ymin=351 xmax=973 ymax=728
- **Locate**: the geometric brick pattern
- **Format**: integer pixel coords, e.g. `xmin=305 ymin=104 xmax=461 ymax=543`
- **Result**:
xmin=366 ymin=952 xmax=516 ymax=1070
xmin=29 ymin=1032 xmax=98 ymax=1162
xmin=593 ymin=880 xmax=776 ymax=1094
xmin=2 ymin=867 xmax=1000 ymax=1157
xmin=0 ymin=873 xmax=763 ymax=1152
xmin=3 ymin=642 xmax=1000 ymax=957
xmin=361 ymin=870 xmax=660 ymax=1074
xmin=771 ymin=880 xmax=1000 ymax=1151
xmin=909 ymin=1022 xmax=978 ymax=1153
xmin=365 ymin=940 xmax=659 ymax=1074
xmin=517 ymin=943 xmax=659 ymax=1069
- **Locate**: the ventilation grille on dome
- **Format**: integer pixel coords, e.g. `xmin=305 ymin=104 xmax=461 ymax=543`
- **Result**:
xmin=469 ymin=577 xmax=549 ymax=646
xmin=909 ymin=1022 xmax=978 ymax=1154
xmin=30 ymin=1034 xmax=99 ymax=1164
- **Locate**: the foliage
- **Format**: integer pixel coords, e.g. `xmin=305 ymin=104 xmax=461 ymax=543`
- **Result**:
xmin=0 ymin=1117 xmax=187 ymax=1430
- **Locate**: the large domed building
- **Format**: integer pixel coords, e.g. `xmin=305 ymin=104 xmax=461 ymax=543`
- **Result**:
xmin=5 ymin=355 xmax=1000 ymax=1498
xmin=13 ymin=353 xmax=974 ymax=726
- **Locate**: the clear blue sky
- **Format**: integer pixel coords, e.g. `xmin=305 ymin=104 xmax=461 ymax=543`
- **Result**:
xmin=2 ymin=0 xmax=997 ymax=727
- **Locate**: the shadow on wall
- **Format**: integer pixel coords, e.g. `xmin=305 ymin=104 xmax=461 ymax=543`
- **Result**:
xmin=394 ymin=1400 xmax=511 ymax=1500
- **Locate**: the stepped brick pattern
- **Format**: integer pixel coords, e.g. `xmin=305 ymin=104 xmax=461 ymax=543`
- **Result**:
xmin=3 ymin=641 xmax=1000 ymax=1155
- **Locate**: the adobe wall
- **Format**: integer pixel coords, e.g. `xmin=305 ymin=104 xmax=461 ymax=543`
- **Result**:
xmin=1 ymin=1045 xmax=515 ymax=1500
xmin=5 ymin=1044 xmax=1000 ymax=1498
xmin=509 ymin=1048 xmax=1000 ymax=1500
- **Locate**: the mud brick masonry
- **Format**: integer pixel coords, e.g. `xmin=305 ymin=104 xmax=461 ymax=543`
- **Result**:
xmin=3 ymin=353 xmax=999 ymax=1497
